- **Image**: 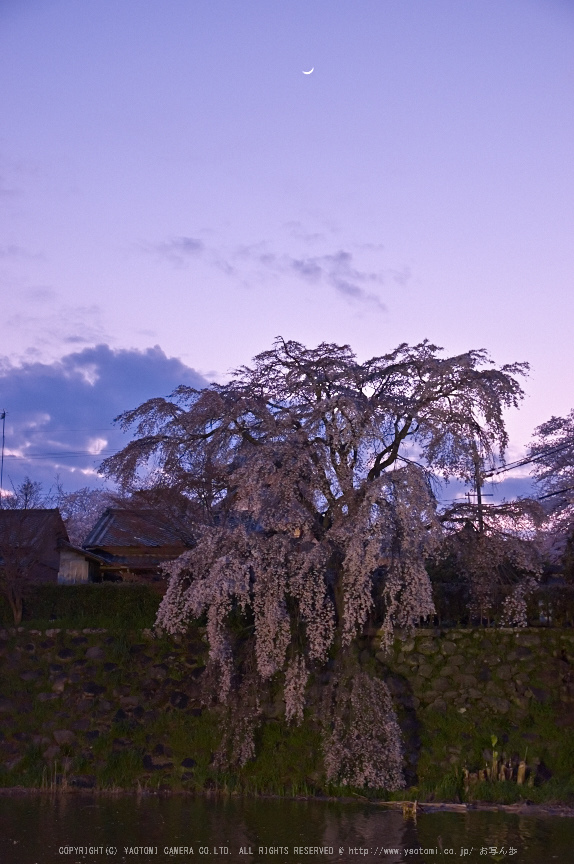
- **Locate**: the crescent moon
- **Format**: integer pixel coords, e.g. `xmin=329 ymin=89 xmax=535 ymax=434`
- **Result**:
xmin=302 ymin=67 xmax=314 ymax=74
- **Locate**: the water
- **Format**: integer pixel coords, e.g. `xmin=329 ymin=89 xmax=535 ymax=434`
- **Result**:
xmin=1 ymin=796 xmax=573 ymax=863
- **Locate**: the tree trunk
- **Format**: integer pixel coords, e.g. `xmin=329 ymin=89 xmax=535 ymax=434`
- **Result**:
xmin=7 ymin=589 xmax=23 ymax=626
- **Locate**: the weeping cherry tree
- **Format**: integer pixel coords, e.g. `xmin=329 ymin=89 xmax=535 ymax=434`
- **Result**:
xmin=100 ymin=338 xmax=528 ymax=787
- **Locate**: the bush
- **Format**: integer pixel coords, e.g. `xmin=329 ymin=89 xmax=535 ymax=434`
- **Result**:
xmin=0 ymin=582 xmax=160 ymax=630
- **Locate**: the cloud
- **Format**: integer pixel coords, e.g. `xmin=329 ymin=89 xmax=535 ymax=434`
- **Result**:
xmin=282 ymin=221 xmax=326 ymax=243
xmin=291 ymin=257 xmax=323 ymax=280
xmin=255 ymin=248 xmax=391 ymax=311
xmin=143 ymin=236 xmax=205 ymax=266
xmin=2 ymin=299 xmax=111 ymax=363
xmin=0 ymin=175 xmax=17 ymax=199
xmin=0 ymin=344 xmax=209 ymax=494
xmin=144 ymin=227 xmax=407 ymax=310
xmin=0 ymin=244 xmax=43 ymax=261
xmin=23 ymin=286 xmax=56 ymax=302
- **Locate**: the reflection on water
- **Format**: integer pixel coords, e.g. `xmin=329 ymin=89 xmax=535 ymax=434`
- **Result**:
xmin=0 ymin=796 xmax=573 ymax=863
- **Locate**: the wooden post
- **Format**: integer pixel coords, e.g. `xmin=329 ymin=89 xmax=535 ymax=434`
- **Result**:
xmin=473 ymin=446 xmax=484 ymax=534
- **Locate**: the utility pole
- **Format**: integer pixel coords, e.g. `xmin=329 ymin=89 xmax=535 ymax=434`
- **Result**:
xmin=0 ymin=410 xmax=5 ymax=508
xmin=472 ymin=443 xmax=484 ymax=534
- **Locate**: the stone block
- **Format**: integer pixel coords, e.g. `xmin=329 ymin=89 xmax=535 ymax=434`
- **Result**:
xmin=83 ymin=682 xmax=106 ymax=697
xmin=397 ymin=638 xmax=415 ymax=653
xmin=495 ymin=666 xmax=513 ymax=681
xmin=515 ymin=635 xmax=541 ymax=647
xmin=53 ymin=730 xmax=75 ymax=745
xmin=438 ymin=664 xmax=457 ymax=678
xmin=418 ymin=639 xmax=438 ymax=655
xmin=485 ymin=696 xmax=510 ymax=713
xmin=441 ymin=641 xmax=458 ymax=655
xmin=150 ymin=664 xmax=168 ymax=680
xmin=169 ymin=691 xmax=189 ymax=709
xmin=52 ymin=677 xmax=67 ymax=694
xmin=442 ymin=690 xmax=459 ymax=701
xmin=530 ymin=686 xmax=550 ymax=703
xmin=143 ymin=754 xmax=173 ymax=771
xmin=417 ymin=663 xmax=434 ymax=678
xmin=453 ymin=673 xmax=478 ymax=688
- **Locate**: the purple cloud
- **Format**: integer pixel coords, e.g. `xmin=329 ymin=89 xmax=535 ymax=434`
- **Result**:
xmin=0 ymin=344 xmax=208 ymax=493
xmin=144 ymin=236 xmax=205 ymax=266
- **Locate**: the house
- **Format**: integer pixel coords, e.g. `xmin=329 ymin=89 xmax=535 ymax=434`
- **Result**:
xmin=82 ymin=507 xmax=193 ymax=584
xmin=58 ymin=544 xmax=105 ymax=584
xmin=0 ymin=508 xmax=99 ymax=585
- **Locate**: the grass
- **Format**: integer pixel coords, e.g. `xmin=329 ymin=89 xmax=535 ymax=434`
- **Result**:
xmin=2 ymin=621 xmax=574 ymax=803
xmin=241 ymin=717 xmax=324 ymax=794
xmin=401 ymin=700 xmax=574 ymax=805
xmin=100 ymin=749 xmax=145 ymax=787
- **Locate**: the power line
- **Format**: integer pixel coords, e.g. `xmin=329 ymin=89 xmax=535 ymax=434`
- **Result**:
xmin=483 ymin=442 xmax=572 ymax=479
xmin=3 ymin=450 xmax=119 ymax=460
xmin=537 ymin=485 xmax=574 ymax=501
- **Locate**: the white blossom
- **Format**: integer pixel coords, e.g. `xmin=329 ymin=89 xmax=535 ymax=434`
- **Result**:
xmin=101 ymin=337 xmax=529 ymax=785
xmin=323 ymin=671 xmax=405 ymax=790
xmin=284 ymin=655 xmax=308 ymax=725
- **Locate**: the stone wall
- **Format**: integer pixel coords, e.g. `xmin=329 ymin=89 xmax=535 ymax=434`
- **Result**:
xmin=380 ymin=628 xmax=574 ymax=718
xmin=2 ymin=624 xmax=574 ymax=792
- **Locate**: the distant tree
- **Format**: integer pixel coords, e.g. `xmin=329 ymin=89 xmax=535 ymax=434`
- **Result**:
xmin=0 ymin=478 xmax=53 ymax=624
xmin=528 ymin=409 xmax=574 ymax=567
xmin=0 ymin=478 xmax=112 ymax=622
xmin=0 ymin=509 xmax=69 ymax=625
xmin=436 ymin=498 xmax=543 ymax=626
xmin=2 ymin=478 xmax=116 ymax=545
xmin=55 ymin=485 xmax=115 ymax=545
xmin=0 ymin=512 xmax=39 ymax=624
xmin=3 ymin=476 xmax=47 ymax=510
xmin=101 ymin=338 xmax=528 ymax=788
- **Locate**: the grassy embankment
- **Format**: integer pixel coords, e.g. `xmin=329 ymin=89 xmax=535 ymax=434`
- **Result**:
xmin=1 ymin=584 xmax=574 ymax=805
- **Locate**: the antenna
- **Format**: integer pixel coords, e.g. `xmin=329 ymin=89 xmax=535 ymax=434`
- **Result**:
xmin=0 ymin=410 xmax=5 ymax=508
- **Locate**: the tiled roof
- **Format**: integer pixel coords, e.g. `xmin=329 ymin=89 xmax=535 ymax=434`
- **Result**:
xmin=83 ymin=508 xmax=194 ymax=549
xmin=0 ymin=508 xmax=68 ymax=546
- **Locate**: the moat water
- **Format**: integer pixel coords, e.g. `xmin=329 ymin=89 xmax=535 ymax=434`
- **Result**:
xmin=1 ymin=796 xmax=573 ymax=863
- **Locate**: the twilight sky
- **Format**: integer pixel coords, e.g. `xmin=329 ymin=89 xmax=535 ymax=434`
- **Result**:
xmin=0 ymin=0 xmax=573 ymax=499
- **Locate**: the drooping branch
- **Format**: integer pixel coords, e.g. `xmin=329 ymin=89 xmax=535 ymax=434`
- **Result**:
xmin=100 ymin=336 xmax=529 ymax=787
